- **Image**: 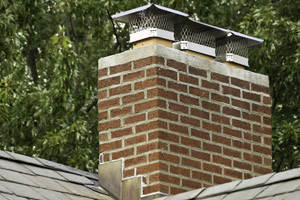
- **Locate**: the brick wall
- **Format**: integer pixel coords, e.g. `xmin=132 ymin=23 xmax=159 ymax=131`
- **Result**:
xmin=98 ymin=45 xmax=272 ymax=196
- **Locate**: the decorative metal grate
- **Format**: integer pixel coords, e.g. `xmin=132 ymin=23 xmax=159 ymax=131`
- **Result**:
xmin=216 ymin=36 xmax=248 ymax=58
xmin=174 ymin=22 xmax=216 ymax=48
xmin=128 ymin=9 xmax=175 ymax=33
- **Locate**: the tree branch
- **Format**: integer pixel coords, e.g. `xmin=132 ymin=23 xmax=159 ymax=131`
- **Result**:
xmin=70 ymin=14 xmax=79 ymax=54
xmin=65 ymin=4 xmax=70 ymax=38
xmin=275 ymin=154 xmax=284 ymax=172
xmin=106 ymin=9 xmax=121 ymax=53
xmin=86 ymin=98 xmax=97 ymax=113
xmin=28 ymin=48 xmax=38 ymax=85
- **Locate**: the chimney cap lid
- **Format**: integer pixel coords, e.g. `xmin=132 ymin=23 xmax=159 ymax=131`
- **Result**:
xmin=112 ymin=4 xmax=188 ymax=23
xmin=221 ymin=29 xmax=264 ymax=48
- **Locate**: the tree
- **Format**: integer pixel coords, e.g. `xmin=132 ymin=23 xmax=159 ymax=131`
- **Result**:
xmin=1 ymin=0 xmax=299 ymax=172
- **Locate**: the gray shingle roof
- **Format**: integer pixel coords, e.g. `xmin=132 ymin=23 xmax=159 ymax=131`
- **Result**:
xmin=0 ymin=150 xmax=113 ymax=200
xmin=155 ymin=168 xmax=300 ymax=200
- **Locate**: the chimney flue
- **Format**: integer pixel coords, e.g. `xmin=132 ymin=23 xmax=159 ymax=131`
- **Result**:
xmin=112 ymin=4 xmax=188 ymax=49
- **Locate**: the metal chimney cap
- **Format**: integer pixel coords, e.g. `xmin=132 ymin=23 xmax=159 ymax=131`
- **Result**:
xmin=222 ymin=30 xmax=264 ymax=48
xmin=112 ymin=4 xmax=188 ymax=23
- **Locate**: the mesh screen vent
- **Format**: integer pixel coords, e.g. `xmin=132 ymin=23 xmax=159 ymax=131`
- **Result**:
xmin=216 ymin=37 xmax=248 ymax=58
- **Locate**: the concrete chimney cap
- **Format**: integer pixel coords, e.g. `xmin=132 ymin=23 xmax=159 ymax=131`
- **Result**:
xmin=112 ymin=4 xmax=188 ymax=24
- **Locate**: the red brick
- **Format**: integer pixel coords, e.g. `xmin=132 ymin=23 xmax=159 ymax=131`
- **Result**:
xmin=211 ymin=93 xmax=230 ymax=104
xmin=180 ymin=94 xmax=199 ymax=106
xmin=158 ymin=68 xmax=177 ymax=80
xmin=136 ymin=121 xmax=167 ymax=133
xmin=167 ymin=59 xmax=187 ymax=72
xmin=224 ymin=168 xmax=242 ymax=179
xmin=124 ymin=70 xmax=145 ymax=82
xmin=170 ymin=187 xmax=188 ymax=195
xmin=244 ymin=173 xmax=253 ymax=179
xmin=191 ymin=150 xmax=211 ymax=161
xmin=170 ymin=144 xmax=189 ymax=155
xmin=181 ymin=116 xmax=200 ymax=127
xmin=134 ymin=78 xmax=165 ymax=90
xmin=109 ymin=84 xmax=131 ymax=96
xmin=252 ymin=104 xmax=272 ymax=115
xmin=243 ymin=152 xmax=262 ymax=164
xmin=223 ymin=127 xmax=242 ymax=138
xmin=149 ymin=152 xmax=180 ymax=164
xmin=122 ymin=92 xmax=144 ymax=104
xmin=170 ymin=165 xmax=190 ymax=177
xmin=212 ymin=135 xmax=231 ymax=146
xmin=135 ymin=99 xmax=166 ymax=112
xmin=143 ymin=184 xmax=168 ymax=195
xmin=232 ymin=98 xmax=250 ymax=110
xmin=98 ymin=111 xmax=108 ymax=121
xmin=214 ymin=175 xmax=232 ymax=184
xmin=211 ymin=72 xmax=229 ymax=83
xmin=231 ymin=77 xmax=250 ymax=90
xmin=243 ymin=91 xmax=261 ymax=102
xmin=124 ymin=113 xmax=146 ymax=125
xmin=133 ymin=56 xmax=164 ymax=69
xmin=98 ymin=90 xmax=107 ymax=99
xmin=263 ymin=96 xmax=271 ymax=105
xmin=110 ymin=106 xmax=132 ymax=118
xmin=189 ymin=66 xmax=207 ymax=77
xmin=242 ymin=112 xmax=261 ymax=123
xmin=251 ymin=83 xmax=270 ymax=94
xmin=168 ymin=81 xmax=187 ymax=93
xmin=110 ymin=62 xmax=131 ymax=74
xmin=202 ymin=101 xmax=220 ymax=112
xmin=253 ymin=144 xmax=272 ymax=155
xmin=100 ymin=140 xmax=122 ymax=152
xmin=125 ymin=155 xmax=147 ymax=167
xmin=182 ymin=179 xmax=202 ymax=189
xmin=169 ymin=102 xmax=188 ymax=114
xmin=149 ymin=131 xmax=179 ymax=143
xmin=148 ymin=110 xmax=159 ymax=120
xmin=137 ymin=141 xmax=167 ymax=154
xmin=263 ymin=116 xmax=272 ymax=126
xmin=191 ymin=129 xmax=210 ymax=140
xmin=203 ymin=163 xmax=222 ymax=174
xmin=193 ymin=171 xmax=212 ymax=183
xmin=253 ymin=125 xmax=272 ymax=135
xmin=244 ymin=133 xmax=261 ymax=143
xmin=181 ymin=136 xmax=201 ymax=148
xmin=264 ymin=137 xmax=272 ymax=146
xmin=137 ymin=163 xmax=168 ymax=174
xmin=203 ymin=121 xmax=221 ymax=132
xmin=232 ymin=119 xmax=251 ymax=130
xmin=191 ymin=108 xmax=210 ymax=120
xmin=169 ymin=123 xmax=189 ymax=135
xmin=125 ymin=134 xmax=146 ymax=146
xmin=99 ymin=133 xmax=108 ymax=142
xmin=223 ymin=147 xmax=241 ymax=158
xmin=222 ymin=85 xmax=240 ymax=97
xmin=124 ymin=169 xmax=134 ymax=178
xmin=98 ymin=98 xmax=119 ymax=110
xmin=189 ymin=87 xmax=209 ymax=98
xmin=233 ymin=160 xmax=252 ymax=171
xmin=159 ymin=110 xmax=178 ymax=121
xmin=232 ymin=140 xmax=251 ymax=150
xmin=213 ymin=155 xmax=232 ymax=167
xmin=112 ymin=148 xmax=134 ymax=159
xmin=202 ymin=80 xmax=219 ymax=91
xmin=98 ymin=119 xmax=120 ymax=132
xmin=264 ymin=157 xmax=272 ymax=166
xmin=223 ymin=106 xmax=241 ymax=117
xmin=111 ymin=127 xmax=132 ymax=138
xmin=203 ymin=142 xmax=221 ymax=153
xmin=182 ymin=157 xmax=201 ymax=169
xmin=160 ymin=174 xmax=180 ymax=185
xmin=98 ymin=68 xmax=108 ymax=78
xmin=158 ymin=88 xmax=178 ymax=101
xmin=212 ymin=114 xmax=230 ymax=125
xmin=180 ymin=74 xmax=199 ymax=85
xmin=254 ymin=166 xmax=272 ymax=174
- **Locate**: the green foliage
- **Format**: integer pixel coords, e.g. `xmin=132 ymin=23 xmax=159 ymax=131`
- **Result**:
xmin=1 ymin=0 xmax=300 ymax=172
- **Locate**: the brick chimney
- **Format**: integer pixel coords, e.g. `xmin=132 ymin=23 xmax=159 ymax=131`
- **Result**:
xmin=98 ymin=4 xmax=272 ymax=200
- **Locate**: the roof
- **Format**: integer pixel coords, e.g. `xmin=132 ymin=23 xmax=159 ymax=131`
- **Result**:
xmin=155 ymin=167 xmax=300 ymax=200
xmin=0 ymin=150 xmax=113 ymax=200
